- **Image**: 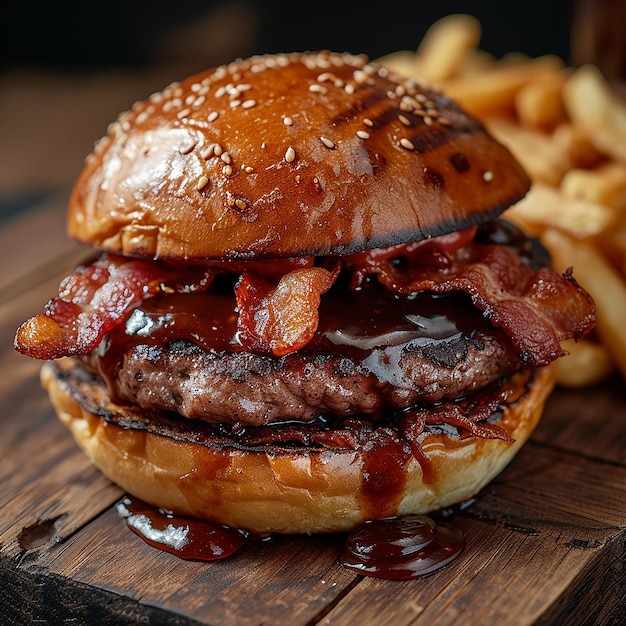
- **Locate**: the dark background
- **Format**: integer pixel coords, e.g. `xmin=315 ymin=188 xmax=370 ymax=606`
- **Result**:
xmin=1 ymin=0 xmax=620 ymax=222
xmin=2 ymin=0 xmax=574 ymax=74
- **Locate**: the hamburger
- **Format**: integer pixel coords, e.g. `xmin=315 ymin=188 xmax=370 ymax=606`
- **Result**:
xmin=15 ymin=51 xmax=595 ymax=536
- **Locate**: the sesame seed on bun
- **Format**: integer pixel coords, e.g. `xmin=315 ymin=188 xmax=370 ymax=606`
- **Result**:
xmin=68 ymin=51 xmax=530 ymax=261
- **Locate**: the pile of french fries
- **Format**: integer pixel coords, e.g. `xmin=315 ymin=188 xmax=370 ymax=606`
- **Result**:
xmin=379 ymin=14 xmax=626 ymax=387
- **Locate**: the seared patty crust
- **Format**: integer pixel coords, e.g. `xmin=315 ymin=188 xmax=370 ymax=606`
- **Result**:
xmin=84 ymin=327 xmax=520 ymax=427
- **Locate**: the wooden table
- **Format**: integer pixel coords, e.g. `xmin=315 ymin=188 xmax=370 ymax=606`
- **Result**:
xmin=1 ymin=197 xmax=625 ymax=625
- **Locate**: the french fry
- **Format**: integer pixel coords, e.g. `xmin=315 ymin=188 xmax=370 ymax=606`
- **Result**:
xmin=375 ymin=50 xmax=425 ymax=81
xmin=563 ymin=64 xmax=626 ymax=162
xmin=551 ymin=123 xmax=604 ymax=170
xmin=596 ymin=221 xmax=626 ymax=275
xmin=542 ymin=228 xmax=626 ymax=380
xmin=515 ymin=70 xmax=569 ymax=130
xmin=560 ymin=162 xmax=626 ymax=211
xmin=378 ymin=19 xmax=626 ymax=385
xmin=441 ymin=55 xmax=564 ymax=118
xmin=555 ymin=338 xmax=614 ymax=387
xmin=486 ymin=118 xmax=570 ymax=186
xmin=414 ymin=14 xmax=482 ymax=82
xmin=505 ymin=183 xmax=615 ymax=238
xmin=455 ymin=49 xmax=496 ymax=76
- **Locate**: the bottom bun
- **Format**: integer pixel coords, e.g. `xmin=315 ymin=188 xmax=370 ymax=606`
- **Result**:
xmin=42 ymin=358 xmax=555 ymax=534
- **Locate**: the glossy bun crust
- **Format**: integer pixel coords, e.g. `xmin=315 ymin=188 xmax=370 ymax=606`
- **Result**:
xmin=42 ymin=359 xmax=554 ymax=534
xmin=68 ymin=52 xmax=530 ymax=260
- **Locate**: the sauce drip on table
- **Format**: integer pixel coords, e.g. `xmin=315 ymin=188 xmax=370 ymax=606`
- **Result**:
xmin=117 ymin=497 xmax=464 ymax=578
xmin=339 ymin=515 xmax=465 ymax=579
xmin=116 ymin=497 xmax=246 ymax=561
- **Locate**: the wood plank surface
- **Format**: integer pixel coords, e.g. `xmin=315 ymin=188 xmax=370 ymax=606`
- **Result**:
xmin=1 ymin=198 xmax=625 ymax=626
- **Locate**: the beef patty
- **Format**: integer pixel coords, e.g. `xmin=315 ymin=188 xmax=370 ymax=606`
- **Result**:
xmin=84 ymin=327 xmax=520 ymax=427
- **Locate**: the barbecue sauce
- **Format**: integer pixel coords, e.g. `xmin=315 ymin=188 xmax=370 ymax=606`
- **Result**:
xmin=339 ymin=515 xmax=464 ymax=579
xmin=98 ymin=285 xmax=488 ymax=398
xmin=112 ymin=285 xmax=483 ymax=355
xmin=105 ymin=224 xmax=531 ymax=575
xmin=116 ymin=496 xmax=246 ymax=560
xmin=117 ymin=497 xmax=464 ymax=578
xmin=96 ymin=219 xmax=535 ymax=393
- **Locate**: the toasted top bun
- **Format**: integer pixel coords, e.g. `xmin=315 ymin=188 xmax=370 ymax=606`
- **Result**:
xmin=68 ymin=51 xmax=530 ymax=261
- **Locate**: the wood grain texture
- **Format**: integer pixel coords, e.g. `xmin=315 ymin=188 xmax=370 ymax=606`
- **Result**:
xmin=534 ymin=382 xmax=626 ymax=464
xmin=1 ymin=197 xmax=625 ymax=625
xmin=0 ymin=195 xmax=86 ymax=300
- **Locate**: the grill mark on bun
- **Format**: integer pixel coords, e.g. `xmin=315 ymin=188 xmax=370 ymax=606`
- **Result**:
xmin=329 ymin=86 xmax=388 ymax=126
xmin=405 ymin=115 xmax=484 ymax=155
xmin=423 ymin=168 xmax=445 ymax=190
xmin=70 ymin=51 xmax=531 ymax=260
xmin=362 ymin=99 xmax=407 ymax=133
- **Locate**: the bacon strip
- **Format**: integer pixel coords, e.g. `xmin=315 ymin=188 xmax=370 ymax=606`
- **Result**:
xmin=14 ymin=255 xmax=213 ymax=360
xmin=347 ymin=242 xmax=596 ymax=367
xmin=346 ymin=227 xmax=478 ymax=289
xmin=15 ymin=226 xmax=595 ymax=366
xmin=235 ymin=266 xmax=338 ymax=356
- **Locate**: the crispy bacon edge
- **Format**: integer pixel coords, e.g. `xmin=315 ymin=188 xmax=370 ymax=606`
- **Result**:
xmin=14 ymin=255 xmax=214 ymax=360
xmin=235 ymin=264 xmax=340 ymax=356
xmin=15 ymin=225 xmax=596 ymax=366
xmin=347 ymin=242 xmax=596 ymax=367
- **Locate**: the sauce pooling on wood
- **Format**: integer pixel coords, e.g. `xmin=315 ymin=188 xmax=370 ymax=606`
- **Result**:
xmin=339 ymin=515 xmax=465 ymax=579
xmin=117 ymin=498 xmax=464 ymax=577
xmin=116 ymin=497 xmax=247 ymax=561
